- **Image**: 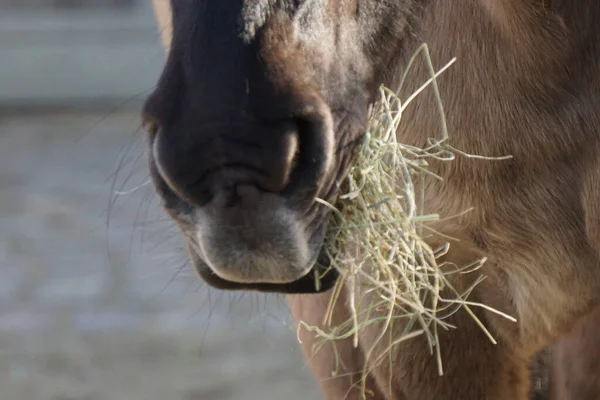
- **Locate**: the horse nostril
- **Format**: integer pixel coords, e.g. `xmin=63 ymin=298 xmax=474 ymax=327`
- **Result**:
xmin=281 ymin=110 xmax=334 ymax=202
xmin=142 ymin=118 xmax=159 ymax=138
xmin=141 ymin=105 xmax=163 ymax=139
xmin=149 ymin=105 xmax=333 ymax=211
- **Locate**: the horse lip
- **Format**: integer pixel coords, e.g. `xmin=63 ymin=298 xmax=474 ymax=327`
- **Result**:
xmin=188 ymin=243 xmax=339 ymax=294
xmin=198 ymin=240 xmax=314 ymax=285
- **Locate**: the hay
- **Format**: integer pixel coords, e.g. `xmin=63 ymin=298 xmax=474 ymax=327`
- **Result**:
xmin=298 ymin=44 xmax=516 ymax=397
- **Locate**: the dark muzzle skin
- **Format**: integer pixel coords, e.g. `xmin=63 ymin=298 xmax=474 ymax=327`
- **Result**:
xmin=142 ymin=1 xmax=373 ymax=293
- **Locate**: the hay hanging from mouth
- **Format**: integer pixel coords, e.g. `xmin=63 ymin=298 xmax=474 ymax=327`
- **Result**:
xmin=298 ymin=44 xmax=515 ymax=394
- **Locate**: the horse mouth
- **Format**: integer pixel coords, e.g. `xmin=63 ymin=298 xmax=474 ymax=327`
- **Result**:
xmin=187 ymin=242 xmax=340 ymax=294
xmin=150 ymin=157 xmax=339 ymax=294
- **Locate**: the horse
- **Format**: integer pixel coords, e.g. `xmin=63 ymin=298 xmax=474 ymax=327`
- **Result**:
xmin=143 ymin=1 xmax=600 ymax=399
xmin=544 ymin=307 xmax=600 ymax=399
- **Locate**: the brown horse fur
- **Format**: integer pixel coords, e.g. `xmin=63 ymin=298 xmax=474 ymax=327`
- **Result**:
xmin=146 ymin=1 xmax=600 ymax=399
xmin=544 ymin=306 xmax=600 ymax=399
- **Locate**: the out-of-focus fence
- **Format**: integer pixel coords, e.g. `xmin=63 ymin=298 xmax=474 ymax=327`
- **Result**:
xmin=0 ymin=0 xmax=163 ymax=109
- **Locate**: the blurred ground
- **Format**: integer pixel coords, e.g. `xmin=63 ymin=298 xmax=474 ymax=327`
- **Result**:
xmin=0 ymin=111 xmax=322 ymax=400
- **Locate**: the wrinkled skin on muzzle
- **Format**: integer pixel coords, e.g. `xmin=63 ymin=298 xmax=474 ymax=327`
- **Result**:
xmin=144 ymin=0 xmax=413 ymax=293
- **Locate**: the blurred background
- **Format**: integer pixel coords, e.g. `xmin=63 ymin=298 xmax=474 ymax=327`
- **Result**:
xmin=0 ymin=1 xmax=321 ymax=399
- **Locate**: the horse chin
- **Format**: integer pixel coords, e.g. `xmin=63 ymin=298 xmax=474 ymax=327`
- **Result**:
xmin=188 ymin=245 xmax=339 ymax=294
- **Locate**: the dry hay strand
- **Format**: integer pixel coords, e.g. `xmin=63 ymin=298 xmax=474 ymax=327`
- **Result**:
xmin=297 ymin=44 xmax=516 ymax=398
